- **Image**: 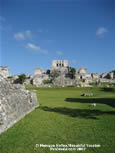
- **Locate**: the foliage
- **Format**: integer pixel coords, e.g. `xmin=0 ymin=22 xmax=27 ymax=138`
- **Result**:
xmin=18 ymin=74 xmax=26 ymax=84
xmin=14 ymin=74 xmax=27 ymax=84
xmin=89 ymin=82 xmax=115 ymax=87
xmin=43 ymin=79 xmax=52 ymax=84
xmin=112 ymin=70 xmax=115 ymax=78
xmin=49 ymin=70 xmax=60 ymax=79
xmin=103 ymin=87 xmax=115 ymax=92
xmin=7 ymin=76 xmax=13 ymax=79
xmin=68 ymin=67 xmax=76 ymax=79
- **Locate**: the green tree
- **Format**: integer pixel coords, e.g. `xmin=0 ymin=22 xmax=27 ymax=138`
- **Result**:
xmin=68 ymin=67 xmax=76 ymax=79
xmin=49 ymin=70 xmax=60 ymax=79
xmin=43 ymin=79 xmax=52 ymax=84
xmin=71 ymin=68 xmax=76 ymax=79
xmin=18 ymin=74 xmax=26 ymax=84
xmin=112 ymin=70 xmax=115 ymax=78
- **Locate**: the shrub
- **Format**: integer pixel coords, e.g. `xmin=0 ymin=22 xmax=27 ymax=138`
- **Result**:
xmin=49 ymin=70 xmax=60 ymax=79
xmin=112 ymin=70 xmax=115 ymax=77
xmin=68 ymin=67 xmax=76 ymax=79
xmin=7 ymin=76 xmax=13 ymax=79
xmin=43 ymin=79 xmax=52 ymax=84
xmin=14 ymin=74 xmax=26 ymax=84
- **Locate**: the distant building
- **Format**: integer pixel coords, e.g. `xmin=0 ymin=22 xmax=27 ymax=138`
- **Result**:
xmin=32 ymin=60 xmax=115 ymax=86
xmin=51 ymin=60 xmax=68 ymax=70
xmin=34 ymin=68 xmax=46 ymax=75
xmin=0 ymin=66 xmax=9 ymax=78
xmin=78 ymin=68 xmax=87 ymax=74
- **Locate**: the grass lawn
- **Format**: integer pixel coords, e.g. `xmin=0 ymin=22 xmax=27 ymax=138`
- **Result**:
xmin=0 ymin=87 xmax=115 ymax=153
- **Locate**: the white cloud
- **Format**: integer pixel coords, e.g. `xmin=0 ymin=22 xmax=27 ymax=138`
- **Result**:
xmin=26 ymin=43 xmax=48 ymax=55
xmin=27 ymin=43 xmax=40 ymax=50
xmin=14 ymin=30 xmax=32 ymax=40
xmin=56 ymin=51 xmax=63 ymax=56
xmin=14 ymin=32 xmax=25 ymax=40
xmin=96 ymin=27 xmax=108 ymax=36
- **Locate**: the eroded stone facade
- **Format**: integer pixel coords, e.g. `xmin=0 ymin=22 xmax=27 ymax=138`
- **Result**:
xmin=0 ymin=76 xmax=39 ymax=134
xmin=51 ymin=60 xmax=68 ymax=70
xmin=32 ymin=60 xmax=114 ymax=86
xmin=0 ymin=66 xmax=9 ymax=78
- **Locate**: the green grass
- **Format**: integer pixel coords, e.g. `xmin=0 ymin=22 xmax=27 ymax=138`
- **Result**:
xmin=89 ymin=82 xmax=115 ymax=87
xmin=0 ymin=87 xmax=115 ymax=153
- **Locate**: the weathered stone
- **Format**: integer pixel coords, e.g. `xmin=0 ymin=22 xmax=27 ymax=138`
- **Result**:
xmin=101 ymin=73 xmax=109 ymax=78
xmin=109 ymin=72 xmax=114 ymax=79
xmin=0 ymin=67 xmax=9 ymax=78
xmin=31 ymin=60 xmax=115 ymax=86
xmin=34 ymin=68 xmax=47 ymax=75
xmin=0 ymin=77 xmax=39 ymax=134
xmin=51 ymin=60 xmax=68 ymax=70
xmin=1 ymin=60 xmax=114 ymax=87
xmin=91 ymin=73 xmax=100 ymax=79
xmin=82 ymin=93 xmax=94 ymax=96
xmin=78 ymin=68 xmax=87 ymax=74
xmin=32 ymin=74 xmax=49 ymax=86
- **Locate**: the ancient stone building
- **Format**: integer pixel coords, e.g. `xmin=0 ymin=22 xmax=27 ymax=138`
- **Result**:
xmin=34 ymin=68 xmax=46 ymax=75
xmin=33 ymin=68 xmax=49 ymax=86
xmin=51 ymin=60 xmax=68 ymax=70
xmin=0 ymin=66 xmax=9 ymax=78
xmin=109 ymin=72 xmax=114 ymax=79
xmin=78 ymin=68 xmax=87 ymax=74
xmin=0 ymin=76 xmax=39 ymax=134
xmin=32 ymin=60 xmax=115 ymax=86
xmin=91 ymin=73 xmax=100 ymax=79
xmin=101 ymin=72 xmax=114 ymax=79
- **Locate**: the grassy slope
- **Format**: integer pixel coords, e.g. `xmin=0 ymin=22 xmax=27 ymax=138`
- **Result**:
xmin=0 ymin=87 xmax=115 ymax=153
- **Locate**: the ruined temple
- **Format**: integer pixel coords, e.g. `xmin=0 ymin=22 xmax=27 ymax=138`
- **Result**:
xmin=32 ymin=60 xmax=114 ymax=86
xmin=51 ymin=60 xmax=68 ymax=70
xmin=0 ymin=66 xmax=9 ymax=78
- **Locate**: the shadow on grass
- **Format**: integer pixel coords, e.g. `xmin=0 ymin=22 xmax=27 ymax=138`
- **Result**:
xmin=101 ymin=87 xmax=115 ymax=92
xmin=40 ymin=106 xmax=115 ymax=119
xmin=65 ymin=98 xmax=115 ymax=108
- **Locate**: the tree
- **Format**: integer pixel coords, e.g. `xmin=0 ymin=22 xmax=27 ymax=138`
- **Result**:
xmin=49 ymin=70 xmax=60 ymax=79
xmin=112 ymin=70 xmax=115 ymax=78
xmin=71 ymin=68 xmax=76 ymax=79
xmin=18 ymin=74 xmax=26 ymax=84
xmin=43 ymin=79 xmax=52 ymax=84
xmin=68 ymin=67 xmax=76 ymax=79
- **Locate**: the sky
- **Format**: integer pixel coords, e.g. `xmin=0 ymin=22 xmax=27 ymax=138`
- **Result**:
xmin=0 ymin=0 xmax=115 ymax=75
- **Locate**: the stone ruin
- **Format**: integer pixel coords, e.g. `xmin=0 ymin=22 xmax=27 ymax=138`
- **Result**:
xmin=31 ymin=60 xmax=115 ymax=86
xmin=1 ymin=60 xmax=114 ymax=133
xmin=51 ymin=60 xmax=68 ymax=70
xmin=0 ymin=75 xmax=39 ymax=134
xmin=0 ymin=66 xmax=9 ymax=78
xmin=0 ymin=60 xmax=114 ymax=87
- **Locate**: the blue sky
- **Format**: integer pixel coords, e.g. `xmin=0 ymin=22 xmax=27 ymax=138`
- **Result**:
xmin=0 ymin=0 xmax=115 ymax=75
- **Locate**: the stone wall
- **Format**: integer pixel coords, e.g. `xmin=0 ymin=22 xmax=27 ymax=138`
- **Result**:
xmin=52 ymin=75 xmax=77 ymax=86
xmin=0 ymin=66 xmax=9 ymax=78
xmin=0 ymin=77 xmax=39 ymax=134
xmin=32 ymin=74 xmax=49 ymax=86
xmin=78 ymin=68 xmax=87 ymax=74
xmin=91 ymin=73 xmax=100 ymax=79
xmin=51 ymin=60 xmax=68 ymax=70
xmin=34 ymin=68 xmax=46 ymax=75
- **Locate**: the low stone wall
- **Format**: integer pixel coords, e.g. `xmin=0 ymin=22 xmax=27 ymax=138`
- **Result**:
xmin=0 ymin=77 xmax=39 ymax=134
